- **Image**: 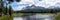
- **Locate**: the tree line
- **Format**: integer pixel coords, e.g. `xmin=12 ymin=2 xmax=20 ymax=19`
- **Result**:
xmin=15 ymin=9 xmax=60 ymax=13
xmin=0 ymin=0 xmax=13 ymax=17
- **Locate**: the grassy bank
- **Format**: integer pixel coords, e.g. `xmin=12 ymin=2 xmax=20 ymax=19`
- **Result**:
xmin=54 ymin=12 xmax=60 ymax=20
xmin=0 ymin=15 xmax=10 ymax=20
xmin=0 ymin=15 xmax=13 ymax=20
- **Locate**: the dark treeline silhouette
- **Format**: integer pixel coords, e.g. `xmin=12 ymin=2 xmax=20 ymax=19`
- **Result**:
xmin=14 ymin=8 xmax=60 ymax=14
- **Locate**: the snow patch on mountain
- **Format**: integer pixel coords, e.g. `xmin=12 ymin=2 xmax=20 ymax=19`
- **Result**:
xmin=16 ymin=0 xmax=60 ymax=11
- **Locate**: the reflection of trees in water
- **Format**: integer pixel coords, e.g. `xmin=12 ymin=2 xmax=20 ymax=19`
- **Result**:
xmin=26 ymin=17 xmax=45 ymax=20
xmin=25 ymin=14 xmax=54 ymax=20
xmin=14 ymin=14 xmax=55 ymax=20
xmin=30 ymin=18 xmax=45 ymax=20
xmin=36 ymin=18 xmax=45 ymax=20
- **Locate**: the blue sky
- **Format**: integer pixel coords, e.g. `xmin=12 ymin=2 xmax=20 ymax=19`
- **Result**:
xmin=10 ymin=0 xmax=60 ymax=11
xmin=10 ymin=1 xmax=30 ymax=11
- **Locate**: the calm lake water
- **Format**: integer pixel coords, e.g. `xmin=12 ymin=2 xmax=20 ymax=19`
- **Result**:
xmin=13 ymin=13 xmax=55 ymax=20
xmin=13 ymin=17 xmax=23 ymax=20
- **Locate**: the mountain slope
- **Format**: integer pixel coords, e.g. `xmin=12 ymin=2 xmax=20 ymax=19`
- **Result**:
xmin=17 ymin=5 xmax=59 ymax=13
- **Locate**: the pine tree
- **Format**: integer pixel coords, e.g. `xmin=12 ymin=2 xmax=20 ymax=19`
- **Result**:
xmin=0 ymin=0 xmax=9 ymax=16
xmin=0 ymin=0 xmax=5 ymax=16
xmin=4 ymin=6 xmax=8 ymax=15
xmin=9 ymin=5 xmax=13 ymax=16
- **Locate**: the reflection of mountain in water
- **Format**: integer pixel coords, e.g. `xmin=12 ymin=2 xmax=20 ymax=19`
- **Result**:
xmin=22 ymin=14 xmax=55 ymax=20
xmin=14 ymin=14 xmax=55 ymax=20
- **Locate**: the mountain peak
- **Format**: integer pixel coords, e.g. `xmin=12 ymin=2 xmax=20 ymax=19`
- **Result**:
xmin=22 ymin=5 xmax=45 ymax=10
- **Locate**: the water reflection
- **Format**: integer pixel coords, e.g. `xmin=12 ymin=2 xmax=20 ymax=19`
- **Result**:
xmin=13 ymin=17 xmax=23 ymax=20
xmin=13 ymin=14 xmax=54 ymax=20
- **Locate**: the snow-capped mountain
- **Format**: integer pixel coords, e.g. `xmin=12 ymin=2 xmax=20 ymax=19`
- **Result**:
xmin=21 ymin=4 xmax=60 ymax=10
xmin=13 ymin=0 xmax=60 ymax=11
xmin=22 ymin=5 xmax=45 ymax=10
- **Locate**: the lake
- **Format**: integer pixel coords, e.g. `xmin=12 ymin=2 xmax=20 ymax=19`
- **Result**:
xmin=13 ymin=13 xmax=55 ymax=20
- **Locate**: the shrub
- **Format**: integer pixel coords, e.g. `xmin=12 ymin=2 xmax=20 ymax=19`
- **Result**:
xmin=54 ymin=13 xmax=60 ymax=20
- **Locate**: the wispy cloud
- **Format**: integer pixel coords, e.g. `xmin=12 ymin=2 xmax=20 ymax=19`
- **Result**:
xmin=11 ymin=0 xmax=60 ymax=11
xmin=17 ymin=0 xmax=34 ymax=4
xmin=35 ymin=0 xmax=60 ymax=8
xmin=13 ymin=6 xmax=26 ymax=11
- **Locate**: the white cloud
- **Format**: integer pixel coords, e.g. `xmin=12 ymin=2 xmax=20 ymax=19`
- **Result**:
xmin=35 ymin=0 xmax=60 ymax=8
xmin=17 ymin=0 xmax=60 ymax=8
xmin=14 ymin=0 xmax=60 ymax=10
xmin=17 ymin=0 xmax=34 ymax=4
xmin=13 ymin=6 xmax=26 ymax=11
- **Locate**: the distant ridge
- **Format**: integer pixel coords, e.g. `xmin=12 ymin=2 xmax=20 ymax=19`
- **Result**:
xmin=15 ymin=5 xmax=60 ymax=13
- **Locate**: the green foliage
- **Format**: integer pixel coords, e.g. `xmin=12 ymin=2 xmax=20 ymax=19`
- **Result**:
xmin=0 ymin=0 xmax=10 ymax=16
xmin=0 ymin=0 xmax=4 ymax=13
xmin=0 ymin=0 xmax=13 ymax=20
xmin=9 ymin=6 xmax=14 ymax=16
xmin=0 ymin=3 xmax=1 ymax=7
xmin=54 ymin=12 xmax=60 ymax=20
xmin=0 ymin=16 xmax=11 ymax=20
xmin=18 ymin=9 xmax=59 ymax=13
